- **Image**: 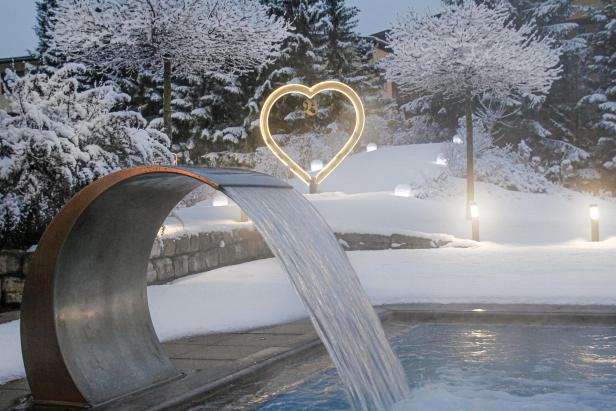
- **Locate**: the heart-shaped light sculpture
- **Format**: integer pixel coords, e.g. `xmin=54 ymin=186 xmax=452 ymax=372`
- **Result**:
xmin=259 ymin=81 xmax=365 ymax=188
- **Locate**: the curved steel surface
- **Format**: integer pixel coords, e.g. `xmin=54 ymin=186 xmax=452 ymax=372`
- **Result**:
xmin=20 ymin=166 xmax=290 ymax=408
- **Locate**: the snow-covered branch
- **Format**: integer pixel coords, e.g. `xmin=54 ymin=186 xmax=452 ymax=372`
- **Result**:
xmin=48 ymin=0 xmax=291 ymax=80
xmin=384 ymin=1 xmax=562 ymax=103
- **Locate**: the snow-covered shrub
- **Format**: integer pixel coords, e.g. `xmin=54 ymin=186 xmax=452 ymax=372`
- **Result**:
xmin=411 ymin=172 xmax=460 ymax=199
xmin=443 ymin=117 xmax=552 ymax=193
xmin=0 ymin=64 xmax=172 ymax=248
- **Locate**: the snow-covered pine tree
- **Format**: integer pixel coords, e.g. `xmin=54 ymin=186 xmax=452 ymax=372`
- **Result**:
xmin=579 ymin=1 xmax=616 ymax=192
xmin=384 ymin=0 xmax=561 ymax=212
xmin=0 ymin=64 xmax=172 ymax=248
xmin=246 ymin=0 xmax=324 ymax=133
xmin=245 ymin=0 xmax=327 ymax=174
xmin=47 ymin=0 xmax=290 ymax=150
xmin=316 ymin=0 xmax=360 ymax=79
xmin=35 ymin=0 xmax=63 ymax=67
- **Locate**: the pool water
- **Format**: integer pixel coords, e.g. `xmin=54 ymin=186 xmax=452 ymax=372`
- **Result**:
xmin=256 ymin=324 xmax=616 ymax=410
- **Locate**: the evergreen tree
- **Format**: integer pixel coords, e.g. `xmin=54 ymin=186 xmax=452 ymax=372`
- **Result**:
xmin=579 ymin=1 xmax=616 ymax=191
xmin=317 ymin=0 xmax=361 ymax=79
xmin=244 ymin=0 xmax=326 ymax=144
xmin=35 ymin=0 xmax=59 ymax=62
xmin=35 ymin=0 xmax=56 ymax=53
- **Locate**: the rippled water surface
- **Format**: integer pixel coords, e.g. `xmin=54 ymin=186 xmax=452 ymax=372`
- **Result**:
xmin=256 ymin=324 xmax=616 ymax=410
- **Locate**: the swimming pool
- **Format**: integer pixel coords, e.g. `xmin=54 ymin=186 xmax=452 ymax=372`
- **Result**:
xmin=254 ymin=324 xmax=616 ymax=410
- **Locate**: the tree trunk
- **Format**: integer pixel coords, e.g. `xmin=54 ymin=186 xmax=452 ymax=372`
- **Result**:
xmin=163 ymin=57 xmax=172 ymax=139
xmin=465 ymin=93 xmax=475 ymax=220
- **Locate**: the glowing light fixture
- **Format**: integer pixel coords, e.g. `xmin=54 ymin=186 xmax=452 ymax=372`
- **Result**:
xmin=259 ymin=81 xmax=365 ymax=192
xmin=470 ymin=202 xmax=480 ymax=241
xmin=470 ymin=202 xmax=479 ymax=219
xmin=366 ymin=143 xmax=377 ymax=152
xmin=394 ymin=184 xmax=412 ymax=198
xmin=589 ymin=204 xmax=599 ymax=242
xmin=212 ymin=193 xmax=229 ymax=207
xmin=435 ymin=155 xmax=447 ymax=166
xmin=310 ymin=159 xmax=324 ymax=172
xmin=589 ymin=204 xmax=600 ymax=221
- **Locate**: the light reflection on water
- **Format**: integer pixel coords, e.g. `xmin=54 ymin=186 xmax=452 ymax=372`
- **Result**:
xmin=256 ymin=324 xmax=616 ymax=410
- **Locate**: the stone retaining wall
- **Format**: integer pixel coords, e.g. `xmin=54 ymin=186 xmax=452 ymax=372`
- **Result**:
xmin=1 ymin=229 xmax=446 ymax=308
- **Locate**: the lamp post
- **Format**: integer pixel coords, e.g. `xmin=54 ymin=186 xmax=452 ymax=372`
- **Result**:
xmin=589 ymin=204 xmax=599 ymax=242
xmin=470 ymin=202 xmax=479 ymax=242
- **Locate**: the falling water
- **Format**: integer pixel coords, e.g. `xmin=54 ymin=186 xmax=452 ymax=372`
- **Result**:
xmin=223 ymin=186 xmax=410 ymax=411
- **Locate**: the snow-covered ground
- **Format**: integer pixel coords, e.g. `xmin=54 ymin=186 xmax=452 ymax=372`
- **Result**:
xmin=1 ymin=143 xmax=615 ymax=384
xmin=2 ymin=241 xmax=615 ymax=384
xmin=164 ymin=144 xmax=616 ymax=244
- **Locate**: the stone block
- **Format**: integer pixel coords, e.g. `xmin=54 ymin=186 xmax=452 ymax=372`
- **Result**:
xmin=233 ymin=242 xmax=249 ymax=261
xmin=209 ymin=231 xmax=224 ymax=245
xmin=390 ymin=234 xmax=435 ymax=249
xmin=336 ymin=233 xmax=390 ymax=250
xmin=172 ymin=255 xmax=189 ymax=277
xmin=21 ymin=252 xmax=34 ymax=276
xmin=0 ymin=250 xmax=24 ymax=275
xmin=188 ymin=252 xmax=207 ymax=274
xmin=146 ymin=262 xmax=157 ymax=284
xmin=162 ymin=238 xmax=176 ymax=257
xmin=153 ymin=258 xmax=174 ymax=282
xmin=204 ymin=248 xmax=219 ymax=269
xmin=1 ymin=276 xmax=25 ymax=304
xmin=150 ymin=239 xmax=163 ymax=258
xmin=222 ymin=231 xmax=234 ymax=246
xmin=176 ymin=236 xmax=191 ymax=254
xmin=198 ymin=232 xmax=212 ymax=251
xmin=188 ymin=235 xmax=201 ymax=253
xmin=218 ymin=242 xmax=234 ymax=266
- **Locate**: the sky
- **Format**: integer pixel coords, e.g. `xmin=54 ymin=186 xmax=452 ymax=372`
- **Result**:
xmin=0 ymin=0 xmax=441 ymax=58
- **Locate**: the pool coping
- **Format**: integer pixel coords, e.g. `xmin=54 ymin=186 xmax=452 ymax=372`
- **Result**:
xmin=2 ymin=303 xmax=616 ymax=410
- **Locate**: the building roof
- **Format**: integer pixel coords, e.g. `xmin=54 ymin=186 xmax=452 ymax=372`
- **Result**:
xmin=365 ymin=30 xmax=391 ymax=53
xmin=0 ymin=55 xmax=37 ymax=64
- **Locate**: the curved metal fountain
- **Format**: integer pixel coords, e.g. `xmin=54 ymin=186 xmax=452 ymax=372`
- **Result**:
xmin=21 ymin=166 xmax=409 ymax=410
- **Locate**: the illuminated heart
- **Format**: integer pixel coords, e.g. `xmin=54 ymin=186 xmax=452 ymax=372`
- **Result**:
xmin=259 ymin=81 xmax=365 ymax=186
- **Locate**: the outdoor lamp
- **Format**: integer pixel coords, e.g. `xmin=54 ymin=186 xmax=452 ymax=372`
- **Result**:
xmin=310 ymin=159 xmax=324 ymax=172
xmin=589 ymin=204 xmax=599 ymax=242
xmin=470 ymin=202 xmax=480 ymax=241
xmin=394 ymin=184 xmax=412 ymax=198
xmin=212 ymin=193 xmax=229 ymax=207
xmin=366 ymin=143 xmax=377 ymax=152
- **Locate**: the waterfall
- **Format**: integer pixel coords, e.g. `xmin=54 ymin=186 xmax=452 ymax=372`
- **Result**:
xmin=224 ymin=186 xmax=410 ymax=411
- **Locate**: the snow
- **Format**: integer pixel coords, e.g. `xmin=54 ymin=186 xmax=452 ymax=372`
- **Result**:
xmin=2 ymin=142 xmax=615 ymax=384
xmin=2 ymin=241 xmax=615 ymax=384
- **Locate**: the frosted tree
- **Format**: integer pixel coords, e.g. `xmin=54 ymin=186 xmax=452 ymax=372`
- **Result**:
xmin=579 ymin=2 xmax=616 ymax=183
xmin=0 ymin=64 xmax=172 ymax=248
xmin=384 ymin=0 xmax=561 ymax=214
xmin=47 ymin=0 xmax=290 ymax=139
